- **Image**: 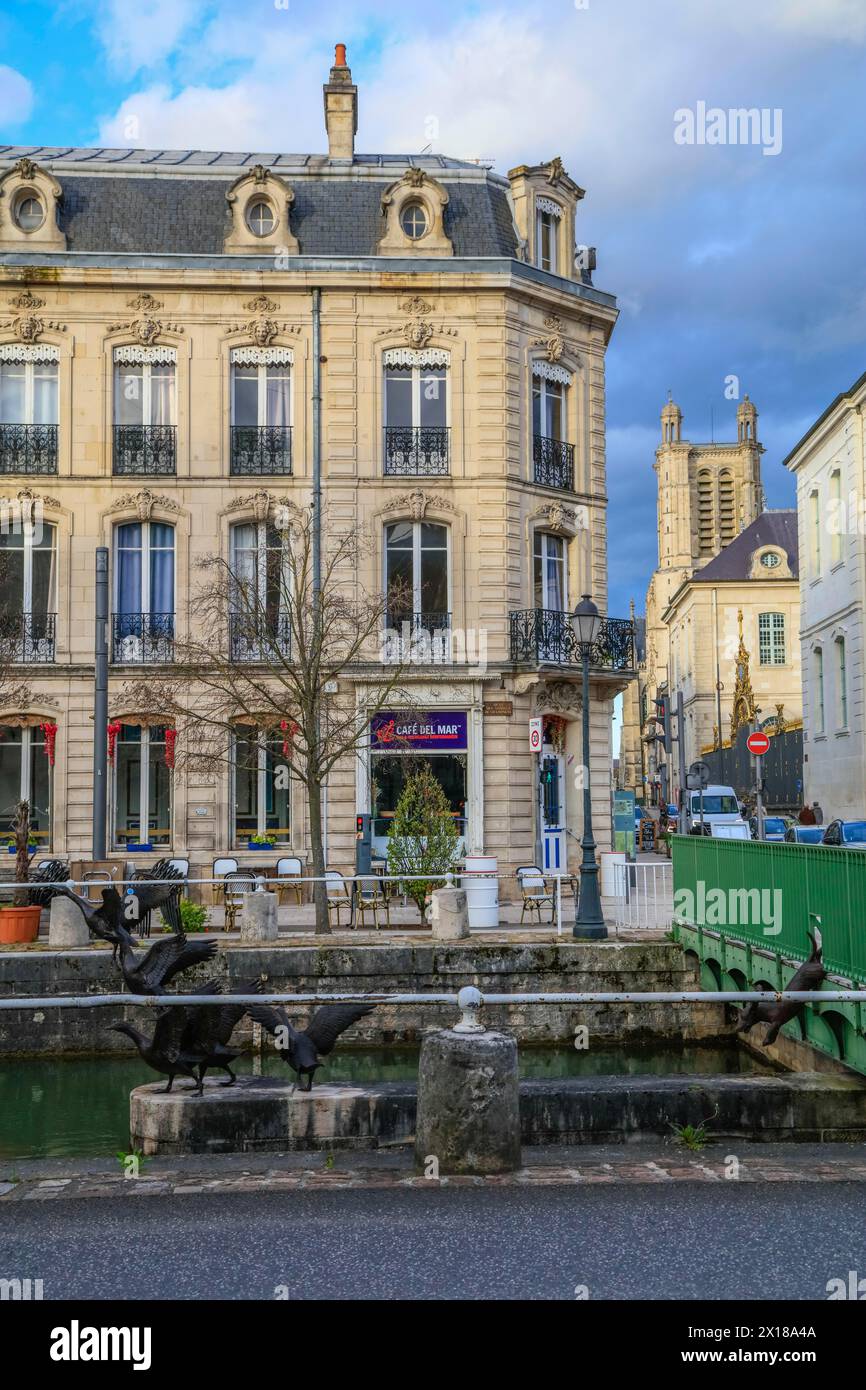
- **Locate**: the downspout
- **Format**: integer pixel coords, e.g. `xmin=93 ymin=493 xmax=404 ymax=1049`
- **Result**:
xmin=312 ymin=287 xmax=325 ymax=862
xmin=713 ymin=587 xmax=724 ymax=781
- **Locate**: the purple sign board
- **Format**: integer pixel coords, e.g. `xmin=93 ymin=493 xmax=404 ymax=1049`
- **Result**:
xmin=370 ymin=711 xmax=468 ymax=753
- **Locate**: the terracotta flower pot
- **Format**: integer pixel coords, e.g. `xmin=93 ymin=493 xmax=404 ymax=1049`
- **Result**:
xmin=0 ymin=904 xmax=42 ymax=944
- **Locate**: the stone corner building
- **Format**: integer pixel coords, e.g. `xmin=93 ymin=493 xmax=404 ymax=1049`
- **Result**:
xmin=0 ymin=47 xmax=634 ymax=883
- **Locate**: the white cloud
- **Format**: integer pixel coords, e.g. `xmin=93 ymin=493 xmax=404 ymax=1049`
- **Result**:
xmin=0 ymin=66 xmax=34 ymax=127
xmin=764 ymin=0 xmax=866 ymax=42
xmin=95 ymin=0 xmax=208 ymax=75
xmin=99 ymin=83 xmax=275 ymax=151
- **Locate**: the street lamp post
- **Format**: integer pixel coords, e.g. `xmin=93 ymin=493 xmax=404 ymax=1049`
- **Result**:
xmin=573 ymin=594 xmax=607 ymax=940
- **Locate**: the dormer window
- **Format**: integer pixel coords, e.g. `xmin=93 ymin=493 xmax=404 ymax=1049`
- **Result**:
xmin=15 ymin=195 xmax=45 ymax=232
xmin=245 ymin=200 xmax=276 ymax=238
xmin=536 ymin=198 xmax=563 ymax=273
xmin=400 ymin=203 xmax=429 ymax=240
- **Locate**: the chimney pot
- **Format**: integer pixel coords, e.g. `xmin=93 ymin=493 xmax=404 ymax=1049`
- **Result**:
xmin=324 ymin=44 xmax=357 ymax=160
xmin=335 ymin=43 xmax=347 ymax=67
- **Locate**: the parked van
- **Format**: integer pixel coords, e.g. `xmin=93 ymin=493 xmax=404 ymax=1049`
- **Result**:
xmin=680 ymin=784 xmax=750 ymax=838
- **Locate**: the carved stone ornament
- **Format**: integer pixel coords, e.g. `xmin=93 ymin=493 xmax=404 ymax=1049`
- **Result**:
xmin=14 ymin=157 xmax=38 ymax=181
xmin=405 ymin=167 xmax=427 ymax=187
xmin=534 ymin=679 xmax=581 ymax=714
xmin=545 ymin=157 xmax=566 ymax=186
xmin=403 ymin=318 xmax=434 ymax=350
xmin=0 ymin=486 xmax=61 ymax=516
xmin=245 ymin=295 xmax=278 ymax=313
xmin=127 ymin=293 xmax=163 ymax=313
xmin=109 ymin=306 xmax=183 ymax=346
xmin=9 ymin=291 xmax=44 ymax=310
xmin=400 ymin=296 xmax=434 ymax=317
xmin=225 ymin=489 xmax=285 ymax=523
xmin=109 ymin=490 xmax=182 ymax=519
xmin=382 ymin=489 xmax=457 ymax=521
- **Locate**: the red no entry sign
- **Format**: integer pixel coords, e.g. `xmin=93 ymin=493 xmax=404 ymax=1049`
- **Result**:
xmin=747 ymin=731 xmax=770 ymax=756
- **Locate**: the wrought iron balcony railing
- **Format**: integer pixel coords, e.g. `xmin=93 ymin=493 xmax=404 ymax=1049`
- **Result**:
xmin=382 ymin=610 xmax=452 ymax=664
xmin=510 ymin=609 xmax=635 ymax=672
xmin=0 ymin=612 xmax=56 ymax=663
xmin=231 ymin=425 xmax=293 ymax=476
xmin=533 ymin=434 xmax=575 ymax=490
xmin=0 ymin=423 xmax=58 ymax=475
xmin=113 ymin=425 xmax=176 ymax=476
xmin=229 ymin=612 xmax=292 ymax=662
xmin=112 ymin=613 xmax=175 ymax=664
xmin=383 ymin=426 xmax=450 ymax=476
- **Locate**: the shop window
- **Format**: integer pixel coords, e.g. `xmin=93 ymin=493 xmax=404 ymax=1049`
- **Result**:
xmin=0 ymin=724 xmax=52 ymax=848
xmin=112 ymin=725 xmax=172 ymax=849
xmin=233 ymin=727 xmax=291 ymax=847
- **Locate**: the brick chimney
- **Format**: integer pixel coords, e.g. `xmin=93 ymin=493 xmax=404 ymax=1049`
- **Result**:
xmin=323 ymin=43 xmax=358 ymax=161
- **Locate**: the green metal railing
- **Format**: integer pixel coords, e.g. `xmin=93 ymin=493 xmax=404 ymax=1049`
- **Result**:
xmin=671 ymin=835 xmax=866 ymax=1073
xmin=671 ymin=835 xmax=866 ymax=978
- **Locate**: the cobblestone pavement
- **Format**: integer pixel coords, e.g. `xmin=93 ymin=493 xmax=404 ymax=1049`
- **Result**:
xmin=4 ymin=1143 xmax=866 ymax=1203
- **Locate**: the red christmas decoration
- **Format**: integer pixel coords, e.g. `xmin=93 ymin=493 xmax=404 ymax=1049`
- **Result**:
xmin=280 ymin=718 xmax=299 ymax=760
xmin=107 ymin=720 xmax=122 ymax=763
xmin=164 ymin=727 xmax=177 ymax=769
xmin=39 ymin=721 xmax=58 ymax=767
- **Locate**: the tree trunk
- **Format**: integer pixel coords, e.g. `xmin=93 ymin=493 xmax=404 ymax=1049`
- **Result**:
xmin=307 ymin=777 xmax=330 ymax=935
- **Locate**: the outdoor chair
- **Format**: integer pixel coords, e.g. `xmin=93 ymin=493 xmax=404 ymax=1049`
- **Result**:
xmin=516 ymin=865 xmax=555 ymax=925
xmin=355 ymin=875 xmax=390 ymax=931
xmin=325 ymin=870 xmax=352 ymax=929
xmin=222 ymin=873 xmax=255 ymax=933
xmin=27 ymin=859 xmax=70 ymax=908
xmin=275 ymin=856 xmax=305 ymax=906
xmin=212 ymin=856 xmax=239 ymax=906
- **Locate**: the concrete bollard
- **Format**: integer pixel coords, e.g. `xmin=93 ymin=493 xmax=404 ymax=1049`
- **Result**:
xmin=430 ymin=886 xmax=469 ymax=940
xmin=415 ymin=1015 xmax=521 ymax=1175
xmin=49 ymin=895 xmax=90 ymax=948
xmin=241 ymin=891 xmax=278 ymax=942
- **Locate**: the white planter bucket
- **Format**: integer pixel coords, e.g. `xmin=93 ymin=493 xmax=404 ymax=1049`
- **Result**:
xmin=461 ymin=855 xmax=499 ymax=928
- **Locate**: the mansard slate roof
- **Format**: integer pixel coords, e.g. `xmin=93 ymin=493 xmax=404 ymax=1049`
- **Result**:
xmin=0 ymin=146 xmax=520 ymax=259
xmin=692 ymin=510 xmax=799 ymax=582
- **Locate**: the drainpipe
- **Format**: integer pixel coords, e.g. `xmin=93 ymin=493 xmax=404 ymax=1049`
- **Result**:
xmin=92 ymin=548 xmax=109 ymax=859
xmin=311 ymin=288 xmax=325 ymax=861
xmin=713 ymin=587 xmax=724 ymax=781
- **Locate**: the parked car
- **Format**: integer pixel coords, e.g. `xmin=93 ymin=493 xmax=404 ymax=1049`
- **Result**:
xmin=822 ymin=820 xmax=866 ymax=848
xmin=665 ymin=803 xmax=679 ymax=832
xmin=749 ymin=815 xmax=791 ymax=842
xmin=784 ymin=825 xmax=825 ymax=844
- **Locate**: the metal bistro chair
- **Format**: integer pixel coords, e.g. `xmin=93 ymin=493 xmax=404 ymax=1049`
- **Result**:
xmin=325 ymin=870 xmax=352 ymax=929
xmin=355 ymin=874 xmax=391 ymax=932
xmin=275 ymin=856 xmax=305 ymax=906
xmin=516 ymin=865 xmax=555 ymax=926
xmin=222 ymin=872 xmax=255 ymax=933
xmin=212 ymin=857 xmax=239 ymax=907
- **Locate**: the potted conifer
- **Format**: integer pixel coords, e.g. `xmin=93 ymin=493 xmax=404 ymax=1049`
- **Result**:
xmin=386 ymin=764 xmax=459 ymax=922
xmin=0 ymin=800 xmax=43 ymax=944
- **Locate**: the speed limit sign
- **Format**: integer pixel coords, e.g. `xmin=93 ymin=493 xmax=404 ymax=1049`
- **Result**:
xmin=529 ymin=718 xmax=543 ymax=753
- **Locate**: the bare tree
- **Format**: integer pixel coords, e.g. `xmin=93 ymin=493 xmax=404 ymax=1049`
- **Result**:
xmin=123 ymin=504 xmax=415 ymax=934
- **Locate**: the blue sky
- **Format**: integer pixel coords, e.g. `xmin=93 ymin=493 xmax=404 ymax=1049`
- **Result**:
xmin=2 ymin=0 xmax=866 ymax=623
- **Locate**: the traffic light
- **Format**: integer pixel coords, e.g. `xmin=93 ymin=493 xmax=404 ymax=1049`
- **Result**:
xmin=652 ymin=695 xmax=673 ymax=755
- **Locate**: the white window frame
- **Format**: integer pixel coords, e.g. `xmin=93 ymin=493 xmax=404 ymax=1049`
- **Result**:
xmin=232 ymin=727 xmax=292 ymax=847
xmin=535 ymin=198 xmax=562 ymax=274
xmin=1 ymin=726 xmax=51 ymax=845
xmin=758 ymin=612 xmax=786 ymax=666
xmin=384 ymin=519 xmax=451 ymax=616
xmin=0 ymin=346 xmax=59 ymax=424
xmin=809 ymin=490 xmax=821 ymax=577
xmin=534 ymin=530 xmax=568 ymax=612
xmin=836 ymin=635 xmax=848 ymax=728
xmin=0 ymin=522 xmax=56 ymax=615
xmin=230 ymin=346 xmax=294 ymax=427
xmin=112 ymin=725 xmax=172 ymax=849
xmin=382 ymin=349 xmax=450 ymax=430
xmin=113 ymin=346 xmax=177 ymax=426
xmin=815 ymin=647 xmax=825 ymax=735
xmin=831 ymin=470 xmax=843 ymax=566
xmin=113 ymin=521 xmax=175 ymax=616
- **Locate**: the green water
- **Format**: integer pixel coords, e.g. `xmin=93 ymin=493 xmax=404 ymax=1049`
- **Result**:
xmin=0 ymin=1042 xmax=773 ymax=1162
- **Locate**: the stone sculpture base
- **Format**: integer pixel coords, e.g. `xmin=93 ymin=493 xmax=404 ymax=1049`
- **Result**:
xmin=414 ymin=1027 xmax=521 ymax=1174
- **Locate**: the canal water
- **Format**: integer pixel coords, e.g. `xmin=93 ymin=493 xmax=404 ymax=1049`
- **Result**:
xmin=0 ymin=1042 xmax=776 ymax=1161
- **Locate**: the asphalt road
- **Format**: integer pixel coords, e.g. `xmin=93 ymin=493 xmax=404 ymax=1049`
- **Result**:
xmin=2 ymin=1182 xmax=865 ymax=1300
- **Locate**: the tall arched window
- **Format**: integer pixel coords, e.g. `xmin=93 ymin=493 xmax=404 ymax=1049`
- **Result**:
xmin=0 ymin=520 xmax=56 ymax=661
xmin=532 ymin=362 xmax=574 ymax=490
xmin=718 ymin=471 xmax=735 ymax=544
xmin=113 ymin=346 xmax=176 ymax=476
xmin=230 ymin=347 xmax=292 ymax=475
xmin=112 ymin=724 xmax=172 ymax=849
xmin=383 ymin=349 xmax=449 ymax=476
xmin=384 ymin=520 xmax=450 ymax=661
xmin=0 ymin=724 xmax=52 ymax=846
xmin=113 ymin=521 xmax=174 ymax=663
xmin=697 ymin=471 xmax=714 ymax=554
xmin=0 ymin=344 xmax=59 ymax=474
xmin=229 ymin=520 xmax=291 ymax=661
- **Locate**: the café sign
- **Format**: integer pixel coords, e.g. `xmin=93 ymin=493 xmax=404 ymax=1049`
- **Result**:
xmin=371 ymin=711 xmax=468 ymax=753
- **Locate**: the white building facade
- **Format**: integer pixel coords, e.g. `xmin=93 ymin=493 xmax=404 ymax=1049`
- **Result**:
xmin=784 ymin=369 xmax=866 ymax=817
